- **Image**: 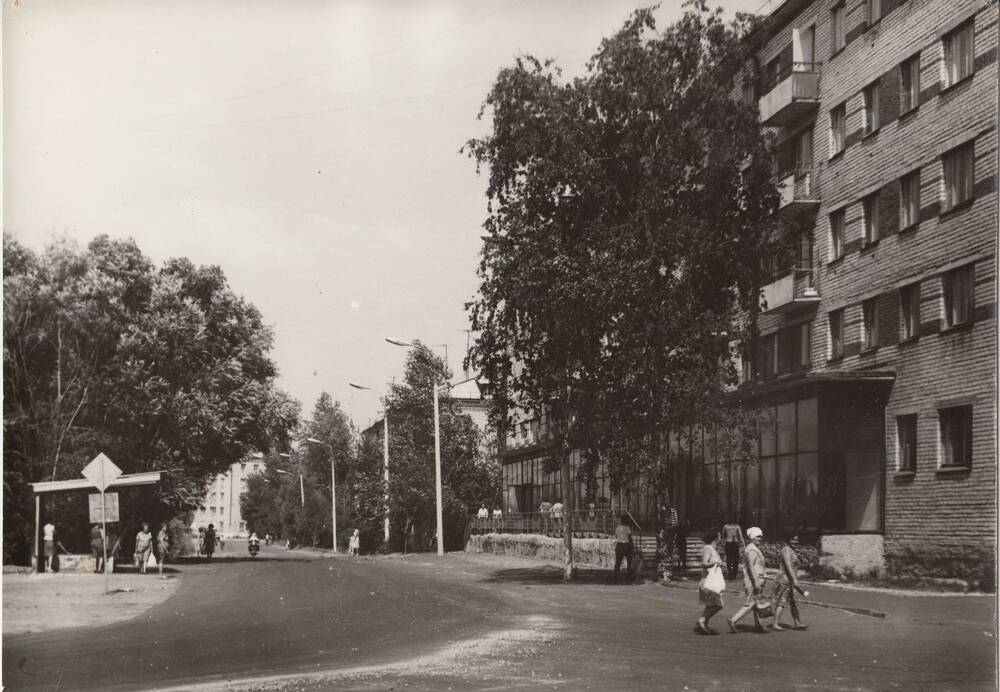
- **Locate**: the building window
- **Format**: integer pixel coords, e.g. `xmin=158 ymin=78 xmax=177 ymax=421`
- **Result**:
xmin=900 ymin=283 xmax=921 ymax=340
xmin=829 ymin=309 xmax=844 ymax=359
xmin=900 ymin=54 xmax=920 ymax=113
xmin=829 ymin=104 xmax=846 ymax=156
xmin=938 ymin=405 xmax=972 ymax=468
xmin=867 ymin=0 xmax=881 ymax=25
xmin=900 ymin=169 xmax=920 ymax=228
xmin=863 ymin=192 xmax=880 ymax=244
xmin=829 ymin=208 xmax=845 ymax=260
xmin=831 ymin=3 xmax=846 ymax=53
xmin=943 ymin=21 xmax=974 ymax=88
xmin=942 ymin=264 xmax=974 ymax=329
xmin=862 ymin=298 xmax=878 ymax=349
xmin=863 ymin=81 xmax=880 ymax=134
xmin=897 ymin=415 xmax=917 ymax=472
xmin=943 ymin=142 xmax=974 ymax=210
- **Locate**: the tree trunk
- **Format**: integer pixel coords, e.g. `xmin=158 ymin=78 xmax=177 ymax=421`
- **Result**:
xmin=561 ymin=440 xmax=575 ymax=581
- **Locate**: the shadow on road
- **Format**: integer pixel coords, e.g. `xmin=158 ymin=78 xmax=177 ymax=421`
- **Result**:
xmin=482 ymin=565 xmax=641 ymax=586
xmin=171 ymin=556 xmax=312 ymax=565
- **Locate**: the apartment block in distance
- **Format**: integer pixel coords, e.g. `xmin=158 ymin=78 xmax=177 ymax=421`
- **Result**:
xmin=734 ymin=0 xmax=996 ymax=582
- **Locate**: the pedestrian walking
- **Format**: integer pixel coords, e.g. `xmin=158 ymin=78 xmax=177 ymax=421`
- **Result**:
xmin=613 ymin=514 xmax=634 ymax=584
xmin=90 ymin=524 xmax=106 ymax=573
xmin=696 ymin=529 xmax=725 ymax=634
xmin=134 ymin=523 xmax=153 ymax=573
xmin=771 ymin=531 xmax=809 ymax=631
xmin=42 ymin=520 xmax=56 ymax=573
xmin=156 ymin=524 xmax=170 ymax=578
xmin=727 ymin=526 xmax=768 ymax=634
xmin=203 ymin=523 xmax=217 ymax=561
xmin=721 ymin=519 xmax=742 ymax=578
xmin=675 ymin=519 xmax=691 ymax=572
xmin=348 ymin=529 xmax=360 ymax=556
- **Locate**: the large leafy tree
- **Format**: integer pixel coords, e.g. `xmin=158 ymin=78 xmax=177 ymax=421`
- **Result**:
xmin=464 ymin=5 xmax=776 ymax=575
xmin=3 ymin=233 xmax=299 ymax=562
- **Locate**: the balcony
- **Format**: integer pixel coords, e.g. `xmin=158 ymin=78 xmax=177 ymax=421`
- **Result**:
xmin=759 ymin=63 xmax=820 ymax=127
xmin=761 ymin=267 xmax=819 ymax=315
xmin=776 ymin=167 xmax=820 ymax=216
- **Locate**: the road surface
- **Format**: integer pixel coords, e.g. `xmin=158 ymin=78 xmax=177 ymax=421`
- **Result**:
xmin=3 ymin=543 xmax=996 ymax=690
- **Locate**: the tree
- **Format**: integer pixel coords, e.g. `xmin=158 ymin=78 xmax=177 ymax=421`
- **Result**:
xmin=3 ymin=233 xmax=299 ymax=562
xmin=464 ymin=5 xmax=777 ymax=577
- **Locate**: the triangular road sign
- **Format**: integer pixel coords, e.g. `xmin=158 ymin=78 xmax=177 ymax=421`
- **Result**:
xmin=82 ymin=453 xmax=123 ymax=493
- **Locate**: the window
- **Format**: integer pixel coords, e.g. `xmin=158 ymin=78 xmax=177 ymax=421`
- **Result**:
xmin=829 ymin=309 xmax=844 ymax=359
xmin=863 ymin=81 xmax=880 ymax=134
xmin=938 ymin=405 xmax=972 ymax=468
xmin=862 ymin=298 xmax=878 ymax=349
xmin=943 ymin=21 xmax=974 ymax=88
xmin=900 ymin=283 xmax=921 ymax=340
xmin=900 ymin=54 xmax=920 ymax=112
xmin=777 ymin=322 xmax=812 ymax=374
xmin=900 ymin=170 xmax=920 ymax=228
xmin=863 ymin=192 xmax=880 ymax=244
xmin=831 ymin=3 xmax=846 ymax=53
xmin=867 ymin=0 xmax=881 ymax=25
xmin=829 ymin=104 xmax=846 ymax=156
xmin=829 ymin=208 xmax=845 ymax=260
xmin=943 ymin=142 xmax=974 ymax=209
xmin=897 ymin=415 xmax=917 ymax=472
xmin=942 ymin=264 xmax=974 ymax=328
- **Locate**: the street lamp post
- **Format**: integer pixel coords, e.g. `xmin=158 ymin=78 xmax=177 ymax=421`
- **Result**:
xmin=277 ymin=453 xmax=305 ymax=506
xmin=306 ymin=438 xmax=337 ymax=553
xmin=350 ymin=382 xmax=390 ymax=545
xmin=386 ymin=337 xmax=445 ymax=556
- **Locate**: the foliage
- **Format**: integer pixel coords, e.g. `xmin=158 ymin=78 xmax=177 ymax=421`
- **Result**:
xmin=464 ymin=5 xmax=777 ymax=495
xmin=3 ymin=233 xmax=299 ymax=563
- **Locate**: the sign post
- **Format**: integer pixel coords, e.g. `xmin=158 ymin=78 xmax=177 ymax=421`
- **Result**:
xmin=82 ymin=453 xmax=123 ymax=593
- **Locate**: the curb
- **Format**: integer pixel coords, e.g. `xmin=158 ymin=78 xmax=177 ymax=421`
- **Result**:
xmin=658 ymin=579 xmax=889 ymax=619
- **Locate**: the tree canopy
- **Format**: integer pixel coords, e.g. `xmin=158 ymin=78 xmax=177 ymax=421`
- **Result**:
xmin=3 ymin=233 xmax=299 ymax=562
xmin=464 ymin=5 xmax=776 ymax=492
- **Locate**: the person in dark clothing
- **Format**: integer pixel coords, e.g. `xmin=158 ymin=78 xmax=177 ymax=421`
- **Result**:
xmin=613 ymin=514 xmax=634 ymax=584
xmin=203 ymin=524 xmax=217 ymax=561
xmin=722 ymin=520 xmax=742 ymax=578
xmin=675 ymin=519 xmax=691 ymax=572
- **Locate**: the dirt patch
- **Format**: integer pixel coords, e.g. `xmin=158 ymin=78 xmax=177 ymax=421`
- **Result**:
xmin=2 ymin=572 xmax=179 ymax=635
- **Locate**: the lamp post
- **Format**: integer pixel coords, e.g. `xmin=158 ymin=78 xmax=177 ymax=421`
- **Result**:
xmin=350 ymin=382 xmax=390 ymax=545
xmin=305 ymin=438 xmax=337 ymax=552
xmin=386 ymin=337 xmax=444 ymax=556
xmin=277 ymin=453 xmax=305 ymax=506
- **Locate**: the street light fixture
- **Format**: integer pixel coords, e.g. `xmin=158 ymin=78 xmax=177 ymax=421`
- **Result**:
xmin=305 ymin=437 xmax=338 ymax=553
xmin=385 ymin=337 xmax=445 ymax=556
xmin=350 ymin=382 xmax=391 ymax=545
xmin=277 ymin=453 xmax=305 ymax=506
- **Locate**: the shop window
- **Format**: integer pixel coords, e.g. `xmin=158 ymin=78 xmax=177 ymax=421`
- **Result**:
xmin=897 ymin=415 xmax=917 ymax=472
xmin=900 ymin=54 xmax=920 ymax=113
xmin=938 ymin=405 xmax=972 ymax=468
xmin=943 ymin=142 xmax=974 ymax=210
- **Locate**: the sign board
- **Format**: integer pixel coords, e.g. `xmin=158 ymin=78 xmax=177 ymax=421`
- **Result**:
xmin=82 ymin=453 xmax=122 ymax=492
xmin=88 ymin=492 xmax=119 ymax=523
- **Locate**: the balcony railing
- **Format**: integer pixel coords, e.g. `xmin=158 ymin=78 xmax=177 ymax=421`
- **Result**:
xmin=761 ymin=265 xmax=819 ymax=314
xmin=776 ymin=167 xmax=821 ymax=213
xmin=759 ymin=62 xmax=820 ymax=127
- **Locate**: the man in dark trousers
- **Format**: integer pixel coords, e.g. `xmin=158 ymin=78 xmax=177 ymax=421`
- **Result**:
xmin=722 ymin=519 xmax=742 ymax=578
xmin=613 ymin=514 xmax=634 ymax=584
xmin=674 ymin=518 xmax=691 ymax=572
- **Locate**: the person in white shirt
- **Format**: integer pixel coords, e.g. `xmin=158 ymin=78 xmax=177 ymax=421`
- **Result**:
xmin=43 ymin=522 xmax=56 ymax=573
xmin=477 ymin=504 xmax=488 ymax=519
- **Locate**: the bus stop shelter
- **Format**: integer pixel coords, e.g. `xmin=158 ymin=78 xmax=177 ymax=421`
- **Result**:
xmin=29 ymin=470 xmax=161 ymax=572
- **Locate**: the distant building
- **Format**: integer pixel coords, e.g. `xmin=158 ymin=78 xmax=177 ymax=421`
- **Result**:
xmin=191 ymin=452 xmax=265 ymax=537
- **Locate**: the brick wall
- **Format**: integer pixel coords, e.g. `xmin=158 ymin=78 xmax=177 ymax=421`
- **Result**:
xmin=755 ymin=0 xmax=997 ymax=581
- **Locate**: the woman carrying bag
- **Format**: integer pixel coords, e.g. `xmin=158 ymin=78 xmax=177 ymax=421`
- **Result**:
xmin=696 ymin=529 xmax=726 ymax=634
xmin=727 ymin=526 xmax=769 ymax=633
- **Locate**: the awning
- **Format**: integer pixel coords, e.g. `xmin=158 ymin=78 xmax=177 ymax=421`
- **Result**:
xmin=727 ymin=370 xmax=896 ymax=403
xmin=30 ymin=471 xmax=162 ymax=495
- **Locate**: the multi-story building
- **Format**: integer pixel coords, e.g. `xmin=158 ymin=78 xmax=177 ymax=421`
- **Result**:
xmin=191 ymin=453 xmax=266 ymax=537
xmin=495 ymin=0 xmax=996 ymax=582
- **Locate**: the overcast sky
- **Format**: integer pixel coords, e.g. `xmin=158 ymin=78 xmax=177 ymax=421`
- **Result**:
xmin=5 ymin=0 xmax=766 ymax=429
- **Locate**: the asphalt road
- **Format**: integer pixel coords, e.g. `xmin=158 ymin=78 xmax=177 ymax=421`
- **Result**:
xmin=3 ymin=544 xmax=996 ymax=691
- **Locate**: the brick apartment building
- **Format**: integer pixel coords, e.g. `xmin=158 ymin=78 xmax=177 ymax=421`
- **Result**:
xmin=497 ymin=0 xmax=996 ymax=582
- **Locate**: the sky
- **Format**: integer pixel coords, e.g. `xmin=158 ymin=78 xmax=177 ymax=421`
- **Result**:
xmin=4 ymin=0 xmax=767 ymax=429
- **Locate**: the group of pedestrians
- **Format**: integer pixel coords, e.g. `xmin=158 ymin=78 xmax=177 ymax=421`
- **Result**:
xmin=696 ymin=525 xmax=809 ymax=635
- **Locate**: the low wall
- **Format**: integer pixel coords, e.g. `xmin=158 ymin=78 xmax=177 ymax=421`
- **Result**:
xmin=466 ymin=533 xmax=620 ymax=568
